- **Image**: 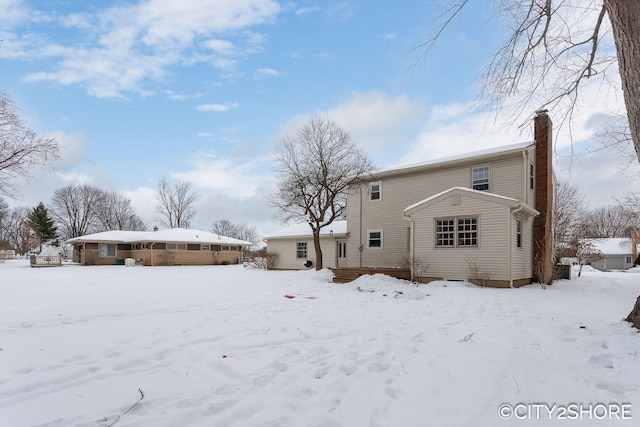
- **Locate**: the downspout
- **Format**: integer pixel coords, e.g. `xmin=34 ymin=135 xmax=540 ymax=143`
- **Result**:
xmin=509 ymin=148 xmax=530 ymax=287
xmin=150 ymin=242 xmax=156 ymax=266
xmin=402 ymin=211 xmax=415 ymax=281
xmin=509 ymin=205 xmax=525 ymax=288
xmin=359 ymin=186 xmax=363 ymax=268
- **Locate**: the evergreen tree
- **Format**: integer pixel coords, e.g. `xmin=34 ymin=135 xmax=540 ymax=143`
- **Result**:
xmin=28 ymin=202 xmax=58 ymax=248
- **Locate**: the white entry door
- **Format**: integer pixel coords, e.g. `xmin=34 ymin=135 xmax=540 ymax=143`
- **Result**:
xmin=337 ymin=240 xmax=347 ymax=268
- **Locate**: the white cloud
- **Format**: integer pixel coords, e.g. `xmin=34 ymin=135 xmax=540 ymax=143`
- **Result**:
xmin=195 ymin=102 xmax=239 ymax=112
xmin=296 ymin=7 xmax=321 ymax=16
xmin=256 ymin=67 xmax=280 ymax=77
xmin=323 ymin=90 xmax=425 ymax=150
xmin=169 ymin=151 xmax=273 ymax=199
xmin=14 ymin=0 xmax=281 ymax=97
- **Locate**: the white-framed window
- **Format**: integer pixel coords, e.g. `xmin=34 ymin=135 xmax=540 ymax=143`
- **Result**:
xmin=436 ymin=219 xmax=455 ymax=247
xmin=367 ymin=229 xmax=383 ymax=249
xmin=457 ymin=217 xmax=478 ymax=246
xmin=296 ymin=242 xmax=307 ymax=259
xmin=626 ymin=256 xmax=633 ymax=264
xmin=369 ymin=181 xmax=381 ymax=201
xmin=99 ymin=243 xmax=116 ymax=257
xmin=221 ymin=245 xmax=239 ymax=251
xmin=472 ymin=166 xmax=490 ymax=191
xmin=436 ymin=217 xmax=478 ymax=248
xmin=516 ymin=219 xmax=522 ymax=248
xmin=529 ymin=163 xmax=535 ymax=190
xmin=202 ymin=245 xmax=210 ymax=251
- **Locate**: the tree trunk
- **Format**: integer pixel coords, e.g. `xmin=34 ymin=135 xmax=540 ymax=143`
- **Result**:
xmin=313 ymin=229 xmax=323 ymax=270
xmin=605 ymin=0 xmax=640 ymax=163
xmin=625 ymin=295 xmax=640 ymax=330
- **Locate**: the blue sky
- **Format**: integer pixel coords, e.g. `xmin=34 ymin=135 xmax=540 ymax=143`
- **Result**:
xmin=2 ymin=0 xmax=639 ymax=237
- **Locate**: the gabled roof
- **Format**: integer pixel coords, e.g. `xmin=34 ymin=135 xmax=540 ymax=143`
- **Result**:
xmin=66 ymin=228 xmax=253 ymax=246
xmin=403 ymin=187 xmax=538 ymax=217
xmin=373 ymin=141 xmax=534 ymax=180
xmin=264 ymin=220 xmax=348 ymax=240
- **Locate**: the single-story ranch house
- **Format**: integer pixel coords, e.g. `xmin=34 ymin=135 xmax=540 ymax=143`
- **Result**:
xmin=66 ymin=228 xmax=253 ymax=266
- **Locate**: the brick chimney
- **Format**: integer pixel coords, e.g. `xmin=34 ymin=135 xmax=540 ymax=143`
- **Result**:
xmin=533 ymin=110 xmax=554 ymax=283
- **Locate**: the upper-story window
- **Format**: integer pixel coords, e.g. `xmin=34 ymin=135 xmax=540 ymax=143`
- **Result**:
xmin=472 ymin=166 xmax=490 ymax=191
xmin=369 ymin=181 xmax=381 ymax=201
xmin=529 ymin=163 xmax=535 ymax=190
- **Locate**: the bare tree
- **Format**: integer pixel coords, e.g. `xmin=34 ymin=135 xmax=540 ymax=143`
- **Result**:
xmin=0 ymin=197 xmax=8 ymax=240
xmin=94 ymin=190 xmax=146 ymax=231
xmin=1 ymin=91 xmax=60 ymax=197
xmin=553 ymin=180 xmax=588 ymax=246
xmin=235 ymin=222 xmax=259 ymax=246
xmin=154 ymin=177 xmax=200 ymax=229
xmin=50 ymin=184 xmax=103 ymax=239
xmin=211 ymin=219 xmax=238 ymax=237
xmin=419 ymin=1 xmax=640 ymax=163
xmin=2 ymin=206 xmax=32 ymax=254
xmin=271 ymin=116 xmax=375 ymax=270
xmin=581 ymin=204 xmax=636 ymax=238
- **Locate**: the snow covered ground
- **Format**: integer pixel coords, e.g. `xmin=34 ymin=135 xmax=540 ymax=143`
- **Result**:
xmin=1 ymin=260 xmax=639 ymax=427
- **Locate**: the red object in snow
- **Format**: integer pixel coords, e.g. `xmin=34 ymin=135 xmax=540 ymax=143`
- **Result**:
xmin=284 ymin=295 xmax=296 ymax=299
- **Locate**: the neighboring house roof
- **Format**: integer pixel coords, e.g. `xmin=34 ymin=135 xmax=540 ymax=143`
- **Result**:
xmin=373 ymin=141 xmax=535 ymax=179
xmin=403 ymin=187 xmax=539 ymax=217
xmin=264 ymin=220 xmax=348 ymax=240
xmin=584 ymin=238 xmax=634 ymax=255
xmin=66 ymin=228 xmax=253 ymax=246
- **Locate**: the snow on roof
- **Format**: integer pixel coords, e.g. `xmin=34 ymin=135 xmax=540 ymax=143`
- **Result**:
xmin=403 ymin=186 xmax=519 ymax=213
xmin=265 ymin=220 xmax=347 ymax=239
xmin=584 ymin=238 xmax=633 ymax=255
xmin=377 ymin=141 xmax=534 ymax=177
xmin=66 ymin=228 xmax=253 ymax=246
xmin=66 ymin=230 xmax=144 ymax=243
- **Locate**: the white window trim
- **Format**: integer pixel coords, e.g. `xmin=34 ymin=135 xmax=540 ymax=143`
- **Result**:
xmin=471 ymin=165 xmax=490 ymax=191
xmin=296 ymin=241 xmax=307 ymax=259
xmin=367 ymin=229 xmax=383 ymax=250
xmin=435 ymin=217 xmax=479 ymax=248
xmin=529 ymin=162 xmax=535 ymax=190
xmin=369 ymin=181 xmax=382 ymax=202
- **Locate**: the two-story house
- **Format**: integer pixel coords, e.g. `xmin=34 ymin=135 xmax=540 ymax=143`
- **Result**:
xmin=265 ymin=111 xmax=555 ymax=287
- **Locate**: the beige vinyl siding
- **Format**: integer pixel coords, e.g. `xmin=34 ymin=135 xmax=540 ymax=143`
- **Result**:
xmin=511 ymin=215 xmax=534 ymax=280
xmin=267 ymin=237 xmax=339 ymax=270
xmin=346 ymin=150 xmax=529 ymax=268
xmin=411 ymin=195 xmax=512 ymax=281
